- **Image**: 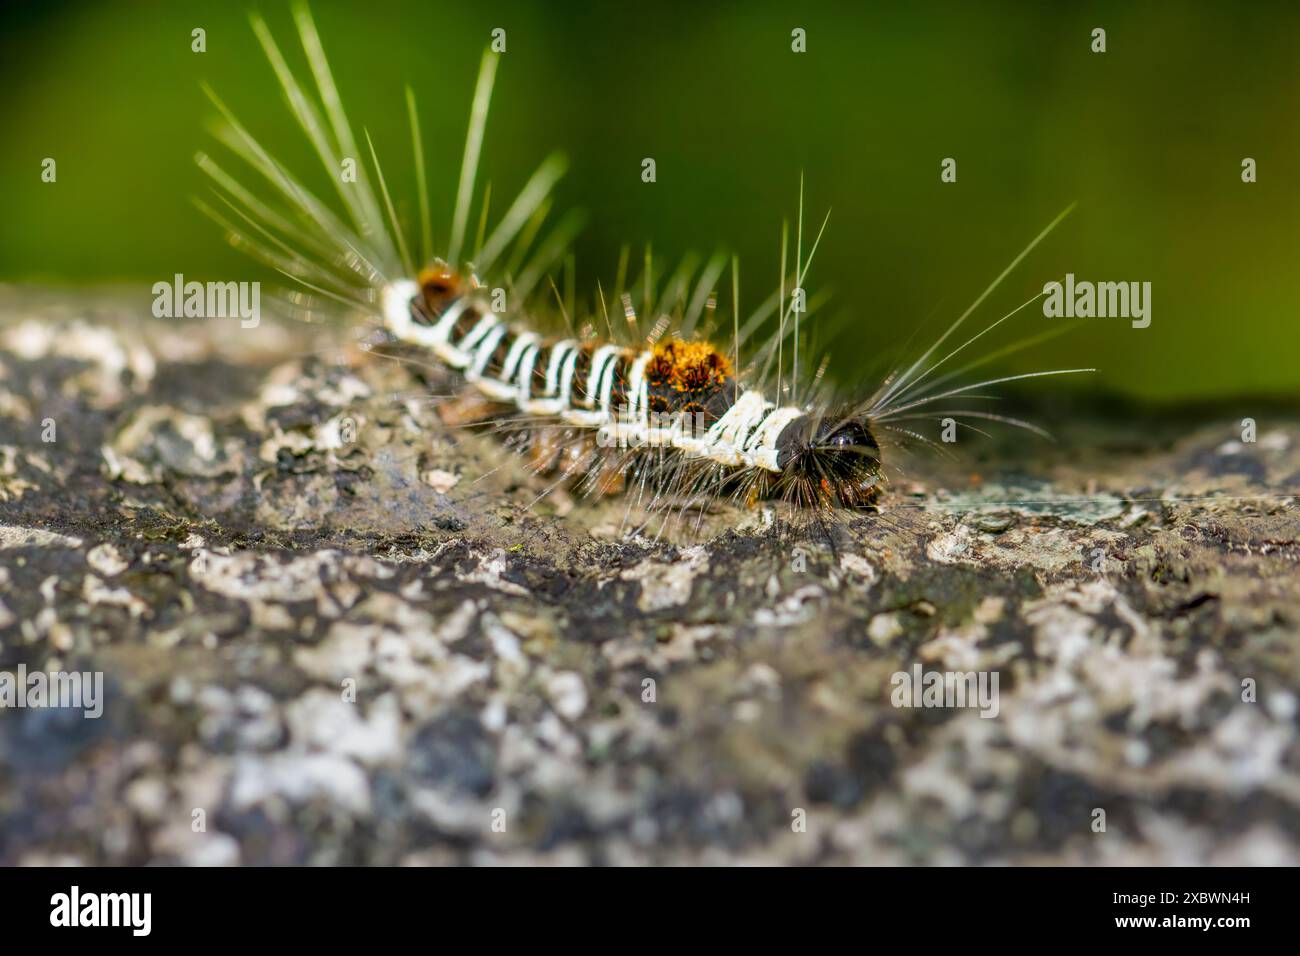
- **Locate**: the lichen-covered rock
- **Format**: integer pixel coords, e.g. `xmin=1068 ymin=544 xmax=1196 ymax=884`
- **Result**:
xmin=1 ymin=289 xmax=1298 ymax=865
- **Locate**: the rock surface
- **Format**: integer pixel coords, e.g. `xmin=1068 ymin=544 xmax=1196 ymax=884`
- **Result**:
xmin=1 ymin=287 xmax=1298 ymax=865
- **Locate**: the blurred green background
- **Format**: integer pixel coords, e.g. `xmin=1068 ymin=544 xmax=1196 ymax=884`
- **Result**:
xmin=2 ymin=0 xmax=1297 ymax=402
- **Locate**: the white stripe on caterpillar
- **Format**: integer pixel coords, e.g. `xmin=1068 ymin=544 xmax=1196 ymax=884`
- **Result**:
xmin=471 ymin=331 xmax=538 ymax=402
xmin=458 ymin=313 xmax=501 ymax=356
xmin=518 ymin=340 xmax=576 ymax=414
xmin=555 ymin=343 xmax=581 ymax=410
xmin=587 ymin=345 xmax=623 ymax=405
xmin=745 ymin=406 xmax=804 ymax=471
xmin=382 ymin=280 xmax=420 ymax=337
xmin=501 ymin=332 xmax=539 ymax=383
xmin=627 ymin=351 xmax=652 ymax=421
xmin=694 ymin=391 xmax=771 ymax=466
xmin=515 ymin=342 xmax=541 ymax=406
xmin=430 ymin=299 xmax=473 ymax=355
xmin=546 ymin=342 xmax=575 ymax=399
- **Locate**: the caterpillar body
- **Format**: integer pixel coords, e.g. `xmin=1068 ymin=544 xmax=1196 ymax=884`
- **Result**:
xmin=199 ymin=4 xmax=1089 ymax=532
xmin=382 ymin=270 xmax=837 ymax=477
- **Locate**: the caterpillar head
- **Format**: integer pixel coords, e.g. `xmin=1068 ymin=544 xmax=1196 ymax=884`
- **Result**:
xmin=774 ymin=412 xmax=883 ymax=510
xmin=418 ymin=263 xmax=465 ymax=317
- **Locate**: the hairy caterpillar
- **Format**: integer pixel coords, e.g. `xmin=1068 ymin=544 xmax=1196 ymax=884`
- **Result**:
xmin=198 ymin=4 xmax=1091 ymax=535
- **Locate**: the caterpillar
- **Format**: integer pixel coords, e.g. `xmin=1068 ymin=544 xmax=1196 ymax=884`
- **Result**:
xmin=381 ymin=267 xmax=871 ymax=504
xmin=198 ymin=4 xmax=1092 ymax=535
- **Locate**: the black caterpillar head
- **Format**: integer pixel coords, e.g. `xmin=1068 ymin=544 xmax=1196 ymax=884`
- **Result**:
xmin=774 ymin=412 xmax=883 ymax=510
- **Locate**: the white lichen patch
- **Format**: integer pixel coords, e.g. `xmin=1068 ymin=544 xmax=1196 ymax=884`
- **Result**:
xmin=255 ymin=427 xmax=309 ymax=462
xmin=421 ymin=468 xmax=460 ymax=493
xmin=919 ymin=624 xmax=991 ymax=671
xmin=2 ymin=318 xmax=155 ymax=408
xmin=86 ymin=542 xmax=129 ymax=576
xmin=460 ymin=549 xmax=530 ymax=596
xmin=0 ymin=524 xmax=83 ymax=550
xmin=104 ymin=405 xmax=241 ymax=483
xmin=230 ymin=752 xmax=373 ymax=816
xmin=194 ymin=550 xmax=393 ymax=605
xmin=295 ymin=596 xmax=488 ymax=719
xmin=82 ymin=574 xmax=148 ymax=618
xmin=0 ymin=386 xmax=33 ymax=420
xmin=838 ymin=551 xmax=878 ymax=584
xmin=867 ymin=612 xmax=903 ymax=647
xmin=285 ymin=690 xmax=402 ymax=767
xmin=929 ymin=521 xmax=1129 ymax=574
xmin=258 ymin=412 xmax=364 ymax=463
xmin=0 ymin=446 xmax=40 ymax=501
xmin=482 ymin=612 xmax=530 ymax=681
xmin=621 ymin=545 xmax=708 ymax=611
xmin=752 ymin=584 xmax=826 ymax=627
xmin=544 ymin=671 xmax=589 ymax=721
xmin=926 ymin=523 xmax=974 ymax=564
xmin=659 ymin=624 xmax=724 ymax=664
